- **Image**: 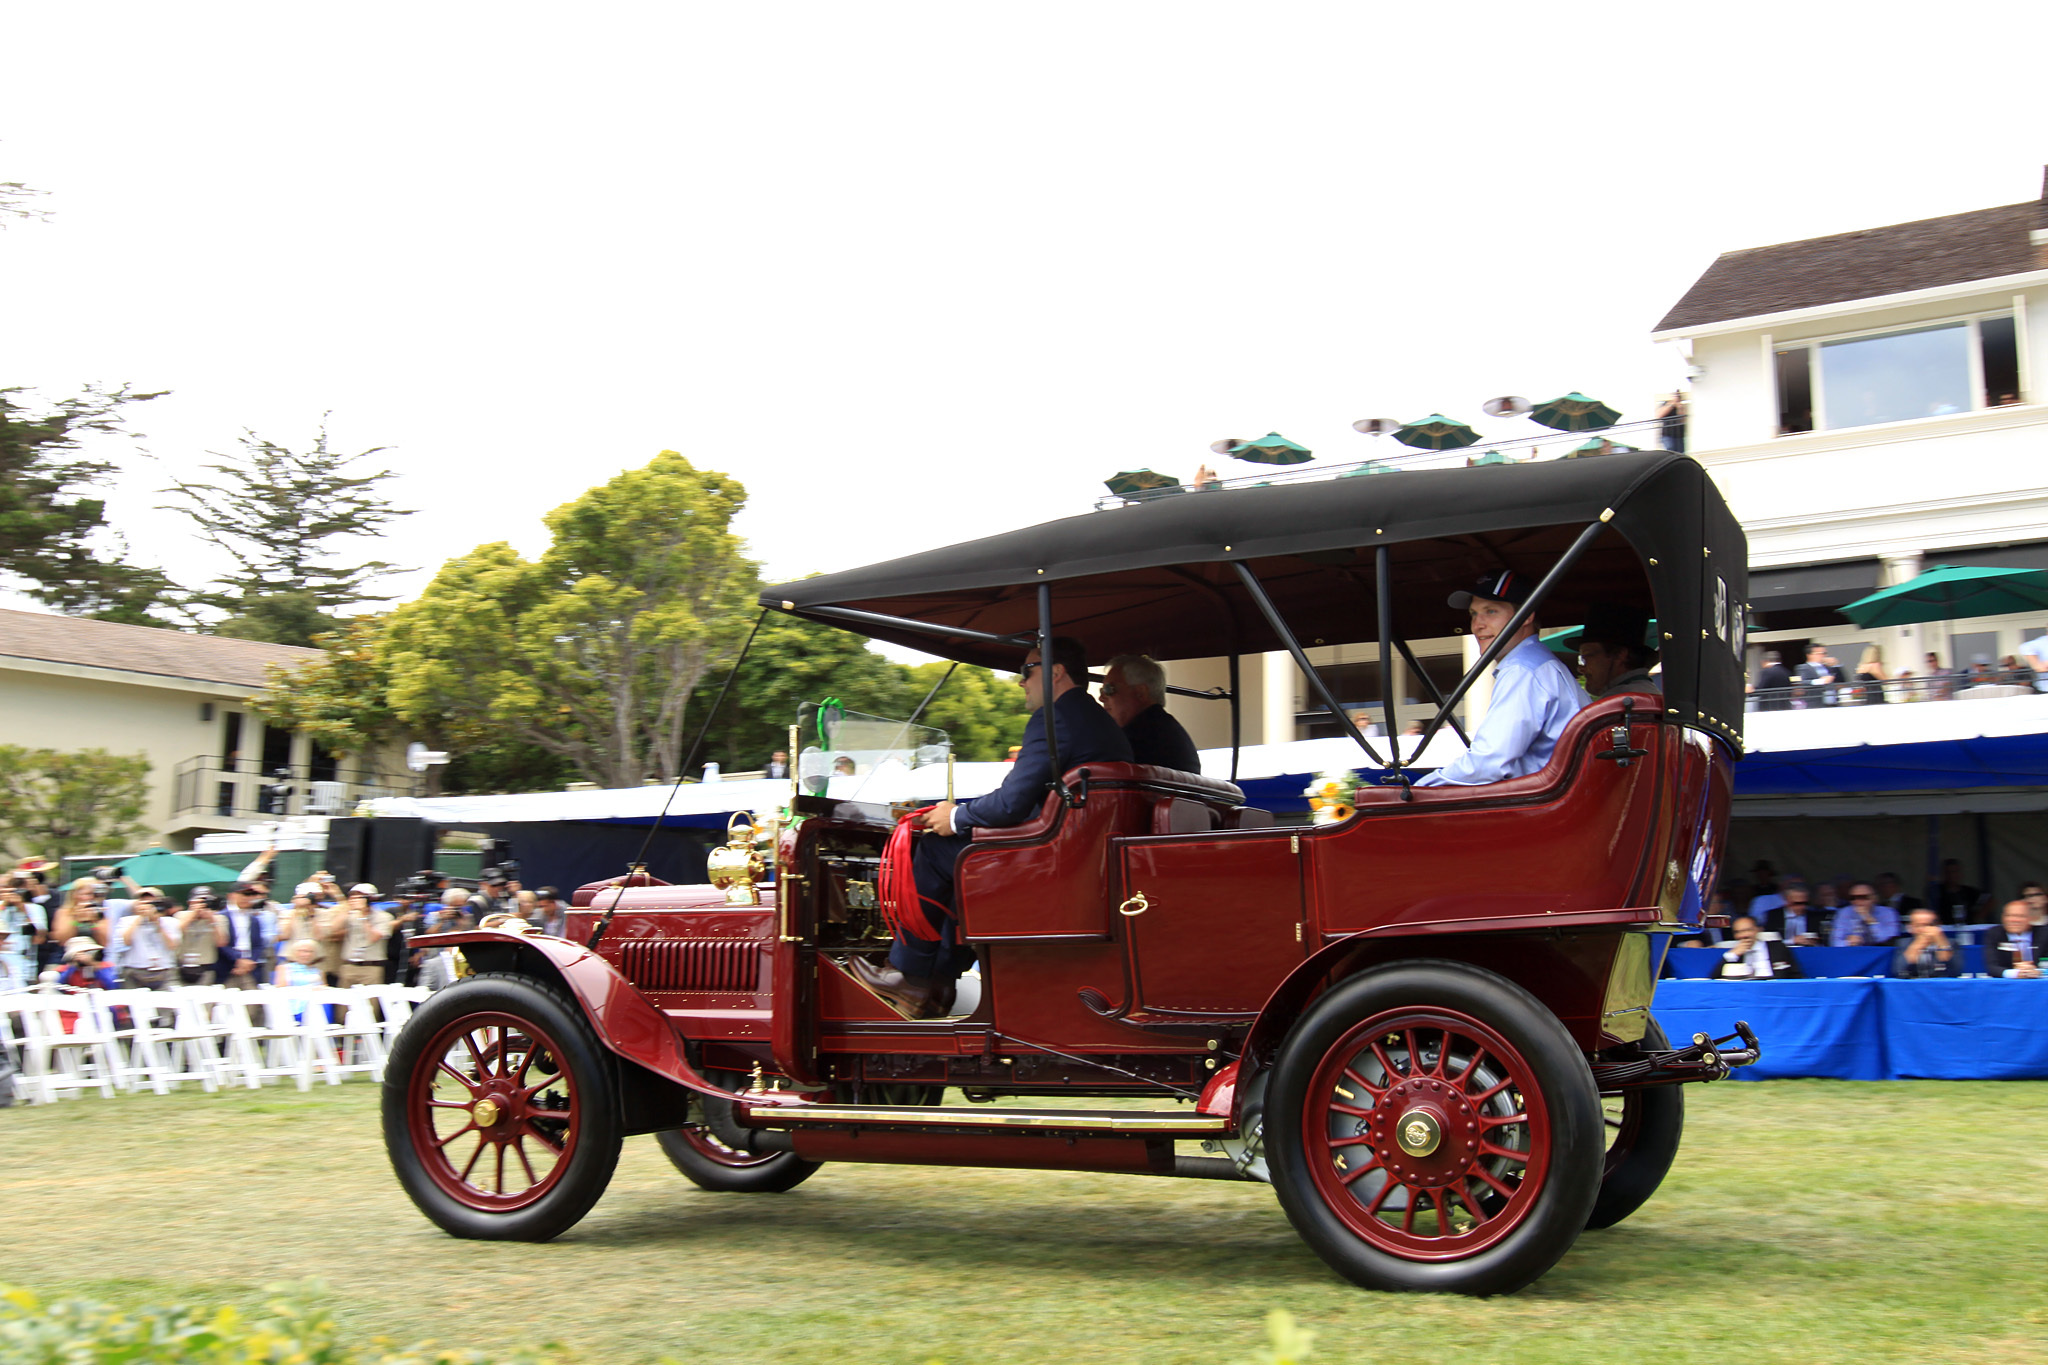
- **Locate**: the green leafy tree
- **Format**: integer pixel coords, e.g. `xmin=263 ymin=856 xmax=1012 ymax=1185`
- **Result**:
xmin=686 ymin=613 xmax=913 ymax=771
xmin=251 ymin=616 xmax=399 ymax=759
xmin=0 ymin=747 xmax=152 ymax=861
xmin=382 ymin=451 xmax=760 ymax=789
xmin=159 ymin=419 xmax=412 ymax=646
xmin=0 ymin=384 xmax=180 ymax=623
xmin=911 ymin=660 xmax=1031 ymax=761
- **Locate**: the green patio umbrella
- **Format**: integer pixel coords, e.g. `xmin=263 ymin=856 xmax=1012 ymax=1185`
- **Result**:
xmin=1543 ymin=619 xmax=1660 ymax=656
xmin=1232 ymin=433 xmax=1314 ymax=465
xmin=1393 ymin=415 xmax=1481 ymax=450
xmin=1466 ymin=450 xmax=1515 ymax=467
xmin=1840 ymin=564 xmax=2048 ymax=628
xmin=1103 ymin=469 xmax=1182 ymax=498
xmin=1338 ymin=460 xmax=1398 ymax=478
xmin=1566 ymin=437 xmax=1637 ymax=457
xmin=1530 ymin=392 xmax=1621 ymax=432
xmin=67 ymin=848 xmax=245 ymax=898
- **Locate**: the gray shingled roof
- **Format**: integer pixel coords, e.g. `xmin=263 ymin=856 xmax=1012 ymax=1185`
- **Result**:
xmin=1655 ymin=199 xmax=2047 ymax=333
xmin=0 ymin=608 xmax=320 ymax=687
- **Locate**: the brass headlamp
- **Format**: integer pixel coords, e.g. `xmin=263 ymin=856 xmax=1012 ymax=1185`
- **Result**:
xmin=706 ymin=810 xmax=768 ymax=906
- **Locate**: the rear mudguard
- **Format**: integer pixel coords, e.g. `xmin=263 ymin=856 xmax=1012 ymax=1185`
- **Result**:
xmin=416 ymin=929 xmax=725 ymax=1100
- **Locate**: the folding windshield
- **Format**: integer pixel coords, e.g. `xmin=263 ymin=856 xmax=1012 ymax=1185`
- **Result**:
xmin=795 ymin=703 xmax=951 ymax=803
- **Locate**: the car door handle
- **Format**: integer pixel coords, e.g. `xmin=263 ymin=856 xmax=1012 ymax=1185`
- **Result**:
xmin=1118 ymin=892 xmax=1150 ymax=917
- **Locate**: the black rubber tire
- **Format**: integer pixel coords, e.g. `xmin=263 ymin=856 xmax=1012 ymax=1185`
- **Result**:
xmin=383 ymin=974 xmax=622 ymax=1241
xmin=1585 ymin=1016 xmax=1684 ymax=1230
xmin=1264 ymin=960 xmax=1605 ymax=1296
xmin=654 ymin=1071 xmax=824 ymax=1194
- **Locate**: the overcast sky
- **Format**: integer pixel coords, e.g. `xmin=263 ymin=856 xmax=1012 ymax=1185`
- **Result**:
xmin=4 ymin=3 xmax=2045 ymax=628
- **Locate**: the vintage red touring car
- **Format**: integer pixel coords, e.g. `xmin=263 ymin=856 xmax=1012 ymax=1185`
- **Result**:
xmin=385 ymin=451 xmax=1760 ymax=1295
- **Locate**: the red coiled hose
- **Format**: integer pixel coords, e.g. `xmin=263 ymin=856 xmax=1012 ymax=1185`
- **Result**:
xmin=877 ymin=810 xmax=940 ymax=941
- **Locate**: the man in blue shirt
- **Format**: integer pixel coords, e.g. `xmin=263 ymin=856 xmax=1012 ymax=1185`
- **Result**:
xmin=849 ymin=636 xmax=1132 ymax=1017
xmin=1831 ymin=881 xmax=1900 ymax=946
xmin=1417 ymin=570 xmax=1590 ymax=787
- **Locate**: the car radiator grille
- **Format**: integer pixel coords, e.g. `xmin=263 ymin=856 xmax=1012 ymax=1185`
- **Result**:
xmin=616 ymin=938 xmax=760 ymax=992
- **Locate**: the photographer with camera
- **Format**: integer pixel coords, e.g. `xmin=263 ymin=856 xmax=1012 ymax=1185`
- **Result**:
xmin=534 ymin=887 xmax=566 ymax=938
xmin=386 ymin=872 xmax=440 ymax=987
xmin=174 ymin=890 xmax=225 ymax=984
xmin=323 ymin=884 xmax=393 ymax=987
xmin=118 ymin=895 xmax=182 ymax=989
xmin=2 ymin=886 xmax=45 ymax=989
xmin=214 ymin=882 xmax=270 ymax=989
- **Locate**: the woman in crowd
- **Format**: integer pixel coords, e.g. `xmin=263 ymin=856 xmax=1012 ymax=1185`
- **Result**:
xmin=57 ymin=937 xmax=120 ymax=990
xmin=1853 ymin=647 xmax=1887 ymax=705
xmin=1 ymin=886 xmax=45 ymax=987
xmin=273 ymin=937 xmax=325 ymax=988
xmin=49 ymin=879 xmax=108 ymax=954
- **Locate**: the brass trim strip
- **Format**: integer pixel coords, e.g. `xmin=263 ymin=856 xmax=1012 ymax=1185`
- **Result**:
xmin=740 ymin=1103 xmax=1229 ymax=1133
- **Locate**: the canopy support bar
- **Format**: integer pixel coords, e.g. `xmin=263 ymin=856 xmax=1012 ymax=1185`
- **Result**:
xmin=1394 ymin=637 xmax=1471 ymax=748
xmin=1231 ymin=561 xmax=1388 ymax=768
xmin=1415 ymin=515 xmax=1610 ymax=753
xmin=1376 ymin=544 xmax=1403 ymax=776
xmin=786 ymin=602 xmax=1036 ymax=651
xmin=1038 ymin=582 xmax=1075 ymax=807
xmin=1228 ymin=653 xmax=1241 ymax=783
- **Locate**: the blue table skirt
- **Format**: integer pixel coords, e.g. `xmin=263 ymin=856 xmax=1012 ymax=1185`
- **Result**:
xmin=1879 ymin=979 xmax=2048 ymax=1080
xmin=1664 ymin=944 xmax=1987 ymax=979
xmin=1650 ymin=978 xmax=2048 ymax=1080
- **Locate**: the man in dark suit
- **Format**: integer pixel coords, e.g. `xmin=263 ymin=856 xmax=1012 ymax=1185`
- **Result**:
xmin=217 ymin=882 xmax=270 ymax=989
xmin=1100 ymin=653 xmax=1201 ymax=772
xmin=1793 ymin=643 xmax=1842 ymax=707
xmin=851 ymin=636 xmax=1132 ymax=1017
xmin=1762 ymin=884 xmax=1824 ymax=946
xmin=1712 ymin=916 xmax=1802 ymax=979
xmin=1755 ymin=650 xmax=1793 ymax=711
xmin=1985 ymin=900 xmax=2043 ymax=978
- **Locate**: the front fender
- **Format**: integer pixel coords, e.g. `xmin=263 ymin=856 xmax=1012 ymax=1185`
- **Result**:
xmin=417 ymin=929 xmax=724 ymax=1100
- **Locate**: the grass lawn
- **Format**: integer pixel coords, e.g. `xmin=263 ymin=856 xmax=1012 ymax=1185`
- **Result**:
xmin=6 ymin=1078 xmax=2046 ymax=1364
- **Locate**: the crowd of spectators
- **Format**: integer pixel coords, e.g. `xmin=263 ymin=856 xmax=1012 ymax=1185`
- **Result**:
xmin=1749 ymin=640 xmax=2047 ymax=711
xmin=1 ymin=852 xmax=569 ymax=996
xmin=1698 ymin=858 xmax=2046 ymax=979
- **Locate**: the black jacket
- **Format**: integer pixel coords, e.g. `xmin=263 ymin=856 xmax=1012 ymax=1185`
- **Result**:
xmin=1122 ymin=703 xmax=1201 ymax=773
xmin=1985 ymin=926 xmax=2042 ymax=975
xmin=954 ymin=688 xmax=1132 ymax=831
xmin=1712 ymin=938 xmax=1801 ymax=979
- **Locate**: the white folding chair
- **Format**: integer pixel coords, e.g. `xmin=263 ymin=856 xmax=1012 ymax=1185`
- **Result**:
xmin=303 ymin=986 xmax=388 ymax=1084
xmin=4 ymin=991 xmax=119 ymax=1101
xmin=94 ymin=989 xmax=175 ymax=1095
xmin=367 ymin=983 xmax=428 ymax=1048
xmin=153 ymin=988 xmax=227 ymax=1092
xmin=218 ymin=989 xmax=314 ymax=1090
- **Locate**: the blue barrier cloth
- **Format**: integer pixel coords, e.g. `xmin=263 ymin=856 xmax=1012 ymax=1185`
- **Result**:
xmin=1878 ymin=980 xmax=2048 ymax=1080
xmin=1651 ymin=979 xmax=1887 ymax=1080
xmin=1664 ymin=945 xmax=1894 ymax=979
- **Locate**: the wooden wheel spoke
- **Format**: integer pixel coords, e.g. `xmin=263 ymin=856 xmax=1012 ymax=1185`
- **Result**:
xmin=1341 ymin=1065 xmax=1388 ymax=1101
xmin=462 ymin=1029 xmax=491 ymax=1077
xmin=457 ymin=1138 xmax=487 ymax=1184
xmin=1401 ymin=1192 xmax=1420 ymax=1234
xmin=1605 ymin=1115 xmax=1626 ymax=1129
xmin=527 ymin=1123 xmax=565 ymax=1155
xmin=1328 ymin=1101 xmax=1376 ymax=1121
xmin=1478 ymin=1139 xmax=1530 ymax=1164
xmin=1403 ymin=1029 xmax=1421 ymax=1078
xmin=1471 ymin=1164 xmax=1519 ymax=1199
xmin=1458 ymin=1179 xmax=1495 ymax=1221
xmin=433 ymin=1120 xmax=479 ymax=1149
xmin=1452 ymin=1046 xmax=1488 ymax=1085
xmin=435 ymin=1058 xmax=482 ymax=1093
xmin=1480 ymin=1111 xmax=1528 ymax=1130
xmin=1367 ymin=1174 xmax=1402 ymax=1215
xmin=494 ymin=1143 xmax=507 ymax=1194
xmin=428 ymin=1098 xmax=475 ymax=1109
xmin=1369 ymin=1039 xmax=1403 ymax=1082
xmin=1469 ymin=1076 xmax=1513 ymax=1105
xmin=1329 ymin=1134 xmax=1376 ymax=1148
xmin=1339 ymin=1154 xmax=1382 ymax=1185
xmin=513 ymin=1137 xmax=539 ymax=1186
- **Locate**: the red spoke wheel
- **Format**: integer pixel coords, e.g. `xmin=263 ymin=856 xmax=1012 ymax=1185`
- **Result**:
xmin=1266 ymin=961 xmax=1602 ymax=1295
xmin=655 ymin=1069 xmax=823 ymax=1193
xmin=384 ymin=975 xmax=621 ymax=1240
xmin=1587 ymin=1015 xmax=1684 ymax=1230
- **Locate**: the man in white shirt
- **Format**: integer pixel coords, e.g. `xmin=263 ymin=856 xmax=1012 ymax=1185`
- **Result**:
xmin=2021 ymin=631 xmax=2048 ymax=691
xmin=1417 ymin=570 xmax=1591 ymax=787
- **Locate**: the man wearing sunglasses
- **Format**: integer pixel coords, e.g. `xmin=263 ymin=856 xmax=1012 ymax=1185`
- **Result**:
xmin=1831 ymin=881 xmax=1900 ymax=946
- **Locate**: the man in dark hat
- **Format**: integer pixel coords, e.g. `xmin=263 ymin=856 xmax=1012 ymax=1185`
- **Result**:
xmin=1417 ymin=570 xmax=1589 ymax=787
xmin=1576 ymin=603 xmax=1661 ymax=697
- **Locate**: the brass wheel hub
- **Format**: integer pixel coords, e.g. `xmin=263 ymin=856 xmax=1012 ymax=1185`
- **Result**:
xmin=472 ymin=1097 xmax=503 ymax=1128
xmin=1396 ymin=1109 xmax=1442 ymax=1156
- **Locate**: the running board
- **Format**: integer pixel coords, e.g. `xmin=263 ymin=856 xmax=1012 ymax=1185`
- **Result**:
xmin=737 ymin=1100 xmax=1230 ymax=1137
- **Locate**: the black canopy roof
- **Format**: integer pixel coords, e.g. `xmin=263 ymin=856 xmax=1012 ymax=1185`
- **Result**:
xmin=765 ymin=452 xmax=1750 ymax=742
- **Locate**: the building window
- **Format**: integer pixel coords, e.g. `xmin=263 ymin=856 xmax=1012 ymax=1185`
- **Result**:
xmin=1774 ymin=313 xmax=2019 ymax=435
